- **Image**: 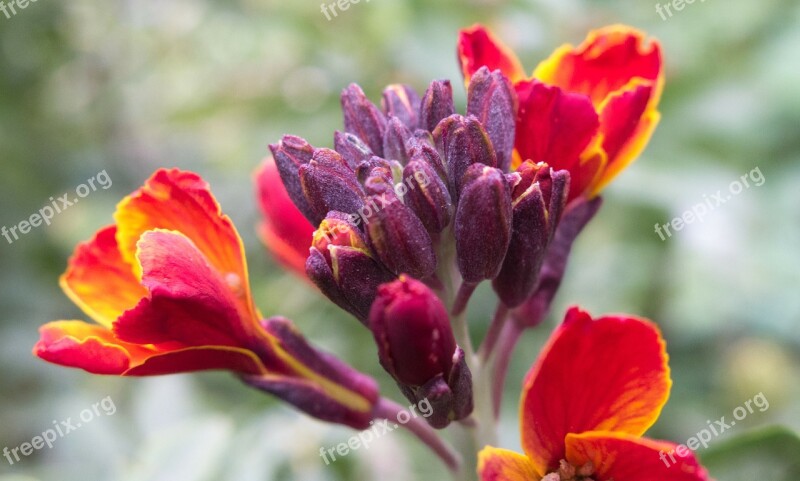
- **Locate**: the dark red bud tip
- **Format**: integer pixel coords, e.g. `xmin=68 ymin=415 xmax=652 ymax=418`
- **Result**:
xmin=369 ymin=276 xmax=456 ymax=387
xmin=300 ymin=148 xmax=365 ymax=225
xmin=382 ymin=84 xmax=421 ymax=130
xmin=342 ymin=83 xmax=388 ymax=157
xmin=268 ymin=135 xmax=316 ymax=223
xmin=334 ymin=131 xmax=374 ymax=170
xmin=365 ymin=194 xmax=437 ymax=279
xmin=382 ymin=116 xmax=413 ymax=165
xmin=454 ymin=164 xmax=512 ymax=283
xmin=419 ymin=79 xmax=456 ymax=133
xmin=467 ymin=67 xmax=518 ymax=172
xmin=435 ymin=114 xmax=498 ymax=198
xmin=403 ymin=158 xmax=452 ymax=234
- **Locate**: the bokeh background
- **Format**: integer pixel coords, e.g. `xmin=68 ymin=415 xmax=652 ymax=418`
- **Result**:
xmin=1 ymin=1 xmax=799 ymax=480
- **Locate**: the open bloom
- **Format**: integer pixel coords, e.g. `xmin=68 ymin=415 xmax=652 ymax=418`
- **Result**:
xmin=459 ymin=24 xmax=664 ymax=201
xmin=34 ymin=168 xmax=378 ymax=429
xmin=478 ymin=307 xmax=710 ymax=481
xmin=255 ymin=157 xmax=315 ymax=277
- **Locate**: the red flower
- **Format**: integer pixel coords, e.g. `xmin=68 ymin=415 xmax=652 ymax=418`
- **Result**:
xmin=33 ymin=169 xmax=378 ymax=428
xmin=254 ymin=157 xmax=315 ymax=277
xmin=478 ymin=307 xmax=710 ymax=481
xmin=459 ymin=24 xmax=664 ymax=201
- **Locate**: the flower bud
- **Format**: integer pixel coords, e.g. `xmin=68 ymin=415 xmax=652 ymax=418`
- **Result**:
xmin=466 ymin=67 xmax=518 ymax=172
xmin=403 ymin=156 xmax=452 ymax=234
xmin=342 ymin=83 xmax=387 ymax=156
xmin=382 ymin=84 xmax=420 ymax=130
xmin=369 ymin=277 xmax=473 ymax=428
xmin=493 ymin=162 xmax=569 ymax=307
xmin=419 ymin=79 xmax=456 ymax=133
xmin=433 ymin=115 xmax=497 ymax=198
xmin=382 ymin=116 xmax=413 ymax=165
xmin=306 ymin=213 xmax=395 ymax=322
xmin=334 ymin=130 xmax=373 ymax=170
xmin=407 ymin=136 xmax=447 ymax=181
xmin=364 ymin=191 xmax=437 ymax=279
xmin=454 ymin=164 xmax=512 ymax=283
xmin=268 ymin=135 xmax=316 ymax=223
xmin=299 ymin=148 xmax=365 ymax=224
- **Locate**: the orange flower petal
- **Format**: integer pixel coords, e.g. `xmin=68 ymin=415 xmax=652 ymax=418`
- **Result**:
xmin=533 ymin=25 xmax=663 ymax=108
xmin=33 ymin=321 xmax=155 ymax=375
xmin=519 ymin=307 xmax=671 ymax=473
xmin=60 ymin=226 xmax=146 ymax=328
xmin=254 ymin=158 xmax=315 ymax=277
xmin=458 ymin=24 xmax=527 ymax=87
xmin=566 ymin=431 xmax=710 ymax=481
xmin=478 ymin=446 xmax=541 ymax=481
xmin=114 ymin=230 xmax=261 ymax=348
xmin=114 ymin=169 xmax=255 ymax=317
xmin=592 ymin=81 xmax=661 ymax=194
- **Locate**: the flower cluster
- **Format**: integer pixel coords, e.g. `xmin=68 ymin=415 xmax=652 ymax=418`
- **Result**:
xmin=35 ymin=21 xmax=713 ymax=481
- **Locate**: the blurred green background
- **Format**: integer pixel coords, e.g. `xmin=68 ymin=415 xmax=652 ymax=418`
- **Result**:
xmin=1 ymin=1 xmax=798 ymax=480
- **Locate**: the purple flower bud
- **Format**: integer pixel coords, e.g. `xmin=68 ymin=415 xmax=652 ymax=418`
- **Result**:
xmin=334 ymin=131 xmax=373 ymax=170
xmin=268 ymin=135 xmax=316 ymax=223
xmin=403 ymin=157 xmax=452 ymax=234
xmin=454 ymin=164 xmax=512 ymax=283
xmin=493 ymin=162 xmax=569 ymax=307
xmin=355 ymin=155 xmax=394 ymax=186
xmin=299 ymin=148 xmax=365 ymax=225
xmin=369 ymin=277 xmax=473 ymax=428
xmin=364 ymin=191 xmax=437 ymax=279
xmin=382 ymin=116 xmax=413 ymax=165
xmin=434 ymin=115 xmax=497 ymax=199
xmin=466 ymin=67 xmax=518 ymax=172
xmin=306 ymin=213 xmax=395 ymax=322
xmin=419 ymin=79 xmax=455 ymax=133
xmin=407 ymin=136 xmax=447 ymax=181
xmin=243 ymin=316 xmax=380 ymax=429
xmin=342 ymin=84 xmax=387 ymax=156
xmin=382 ymin=84 xmax=420 ymax=130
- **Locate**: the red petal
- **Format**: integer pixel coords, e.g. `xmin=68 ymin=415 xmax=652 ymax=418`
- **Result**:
xmin=519 ymin=307 xmax=671 ymax=473
xmin=60 ymin=226 xmax=146 ymax=327
xmin=514 ymin=80 xmax=600 ymax=201
xmin=534 ymin=25 xmax=663 ymax=107
xmin=124 ymin=345 xmax=266 ymax=376
xmin=478 ymin=447 xmax=541 ymax=481
xmin=113 ymin=230 xmax=261 ymax=349
xmin=114 ymin=168 xmax=256 ymax=318
xmin=33 ymin=321 xmax=154 ymax=375
xmin=566 ymin=432 xmax=710 ymax=481
xmin=458 ymin=24 xmax=526 ymax=86
xmin=254 ymin=158 xmax=315 ymax=277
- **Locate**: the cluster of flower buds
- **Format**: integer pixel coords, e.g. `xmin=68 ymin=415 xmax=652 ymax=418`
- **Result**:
xmin=269 ymin=66 xmax=570 ymax=426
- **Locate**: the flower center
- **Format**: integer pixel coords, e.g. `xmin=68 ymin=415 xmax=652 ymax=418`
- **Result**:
xmin=542 ymin=460 xmax=597 ymax=481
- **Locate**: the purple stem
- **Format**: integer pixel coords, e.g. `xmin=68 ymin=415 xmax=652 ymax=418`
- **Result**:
xmin=374 ymin=397 xmax=462 ymax=473
xmin=451 ymin=281 xmax=477 ymax=316
xmin=477 ymin=303 xmax=509 ymax=362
